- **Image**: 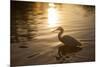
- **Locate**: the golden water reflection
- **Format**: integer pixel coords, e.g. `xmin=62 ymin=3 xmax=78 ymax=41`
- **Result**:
xmin=48 ymin=3 xmax=59 ymax=28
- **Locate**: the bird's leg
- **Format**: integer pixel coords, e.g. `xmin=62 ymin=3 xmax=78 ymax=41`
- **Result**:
xmin=58 ymin=47 xmax=63 ymax=58
xmin=56 ymin=47 xmax=62 ymax=60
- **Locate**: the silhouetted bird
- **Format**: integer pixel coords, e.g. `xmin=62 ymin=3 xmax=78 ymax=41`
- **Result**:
xmin=54 ymin=27 xmax=81 ymax=47
xmin=53 ymin=27 xmax=82 ymax=60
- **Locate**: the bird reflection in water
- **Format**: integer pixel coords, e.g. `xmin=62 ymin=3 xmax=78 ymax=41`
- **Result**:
xmin=53 ymin=27 xmax=82 ymax=62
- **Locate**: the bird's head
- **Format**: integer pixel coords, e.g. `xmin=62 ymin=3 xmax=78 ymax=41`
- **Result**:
xmin=56 ymin=27 xmax=63 ymax=30
xmin=52 ymin=27 xmax=64 ymax=32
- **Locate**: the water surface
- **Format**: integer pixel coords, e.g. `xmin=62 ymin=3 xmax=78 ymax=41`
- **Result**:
xmin=11 ymin=1 xmax=95 ymax=66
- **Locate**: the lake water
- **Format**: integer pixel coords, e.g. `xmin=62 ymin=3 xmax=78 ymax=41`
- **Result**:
xmin=11 ymin=1 xmax=95 ymax=66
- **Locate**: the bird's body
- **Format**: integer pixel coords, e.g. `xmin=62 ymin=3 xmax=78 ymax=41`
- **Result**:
xmin=60 ymin=35 xmax=81 ymax=47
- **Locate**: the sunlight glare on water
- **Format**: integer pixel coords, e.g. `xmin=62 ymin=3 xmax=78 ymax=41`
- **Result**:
xmin=48 ymin=3 xmax=59 ymax=28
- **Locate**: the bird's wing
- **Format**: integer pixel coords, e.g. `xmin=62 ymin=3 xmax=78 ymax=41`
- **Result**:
xmin=62 ymin=35 xmax=81 ymax=46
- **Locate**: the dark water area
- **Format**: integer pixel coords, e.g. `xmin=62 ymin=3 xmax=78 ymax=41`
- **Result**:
xmin=11 ymin=1 xmax=95 ymax=66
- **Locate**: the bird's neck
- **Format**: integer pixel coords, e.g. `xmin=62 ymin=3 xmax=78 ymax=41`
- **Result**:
xmin=58 ymin=29 xmax=63 ymax=41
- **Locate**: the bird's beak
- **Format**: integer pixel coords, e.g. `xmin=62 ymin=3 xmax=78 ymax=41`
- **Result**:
xmin=52 ymin=29 xmax=58 ymax=32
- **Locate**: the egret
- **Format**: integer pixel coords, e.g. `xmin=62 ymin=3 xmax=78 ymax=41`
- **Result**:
xmin=53 ymin=27 xmax=82 ymax=60
xmin=54 ymin=27 xmax=81 ymax=47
